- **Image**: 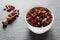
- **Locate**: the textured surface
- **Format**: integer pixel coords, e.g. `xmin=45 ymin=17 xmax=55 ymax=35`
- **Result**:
xmin=0 ymin=0 xmax=60 ymax=40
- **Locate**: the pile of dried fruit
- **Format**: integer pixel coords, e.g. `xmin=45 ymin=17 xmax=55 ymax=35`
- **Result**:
xmin=2 ymin=4 xmax=19 ymax=26
xmin=26 ymin=7 xmax=53 ymax=27
xmin=3 ymin=4 xmax=15 ymax=12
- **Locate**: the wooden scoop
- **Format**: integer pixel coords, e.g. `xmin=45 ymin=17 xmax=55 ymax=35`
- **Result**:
xmin=2 ymin=10 xmax=19 ymax=26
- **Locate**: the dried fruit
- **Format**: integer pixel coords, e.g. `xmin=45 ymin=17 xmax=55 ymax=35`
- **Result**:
xmin=12 ymin=12 xmax=17 ymax=16
xmin=47 ymin=16 xmax=49 ymax=19
xmin=26 ymin=18 xmax=29 ymax=21
xmin=45 ymin=13 xmax=47 ymax=16
xmin=31 ymin=19 xmax=36 ymax=24
xmin=2 ymin=4 xmax=19 ymax=26
xmin=3 ymin=8 xmax=6 ymax=11
xmin=28 ymin=16 xmax=32 ymax=19
xmin=36 ymin=16 xmax=40 ymax=21
xmin=36 ymin=16 xmax=39 ymax=19
xmin=26 ymin=7 xmax=52 ymax=27
xmin=42 ymin=10 xmax=46 ymax=13
xmin=38 ymin=10 xmax=41 ymax=13
xmin=49 ymin=18 xmax=52 ymax=22
xmin=42 ymin=18 xmax=47 ymax=23
xmin=37 ymin=22 xmax=40 ymax=25
xmin=35 ymin=9 xmax=38 ymax=12
xmin=4 ymin=4 xmax=15 ymax=12
xmin=7 ymin=9 xmax=11 ymax=12
xmin=31 ymin=13 xmax=37 ymax=17
xmin=46 ymin=21 xmax=49 ymax=24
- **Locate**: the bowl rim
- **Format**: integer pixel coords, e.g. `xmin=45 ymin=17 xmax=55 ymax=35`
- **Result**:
xmin=24 ymin=6 xmax=54 ymax=29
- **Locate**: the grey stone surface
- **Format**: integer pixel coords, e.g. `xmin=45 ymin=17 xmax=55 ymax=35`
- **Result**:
xmin=0 ymin=0 xmax=60 ymax=40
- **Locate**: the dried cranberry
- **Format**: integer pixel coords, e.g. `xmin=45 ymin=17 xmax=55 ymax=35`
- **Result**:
xmin=28 ymin=16 xmax=32 ymax=21
xmin=12 ymin=12 xmax=17 ymax=16
xmin=5 ymin=5 xmax=15 ymax=12
xmin=31 ymin=13 xmax=37 ymax=17
xmin=7 ymin=9 xmax=11 ymax=12
xmin=31 ymin=19 xmax=36 ymax=24
xmin=9 ymin=6 xmax=15 ymax=10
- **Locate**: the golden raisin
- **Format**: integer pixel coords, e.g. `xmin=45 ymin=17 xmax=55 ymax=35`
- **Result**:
xmin=42 ymin=18 xmax=47 ymax=23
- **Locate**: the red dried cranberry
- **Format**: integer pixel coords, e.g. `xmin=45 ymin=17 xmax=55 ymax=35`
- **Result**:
xmin=7 ymin=9 xmax=11 ymax=12
xmin=6 ymin=5 xmax=15 ymax=12
xmin=11 ymin=6 xmax=15 ymax=9
xmin=28 ymin=16 xmax=32 ymax=21
xmin=9 ymin=6 xmax=15 ymax=10
xmin=12 ymin=12 xmax=17 ymax=16
xmin=31 ymin=19 xmax=36 ymax=24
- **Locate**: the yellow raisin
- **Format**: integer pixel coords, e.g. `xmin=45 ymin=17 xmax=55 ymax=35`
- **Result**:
xmin=26 ymin=18 xmax=29 ymax=21
xmin=42 ymin=18 xmax=47 ymax=23
xmin=47 ymin=16 xmax=49 ymax=19
xmin=36 ymin=16 xmax=39 ymax=19
xmin=39 ymin=10 xmax=41 ymax=13
xmin=42 ymin=11 xmax=46 ymax=13
xmin=37 ymin=22 xmax=40 ymax=25
xmin=35 ymin=9 xmax=38 ymax=12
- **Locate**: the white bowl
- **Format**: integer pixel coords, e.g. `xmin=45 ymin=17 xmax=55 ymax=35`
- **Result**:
xmin=25 ymin=7 xmax=54 ymax=34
